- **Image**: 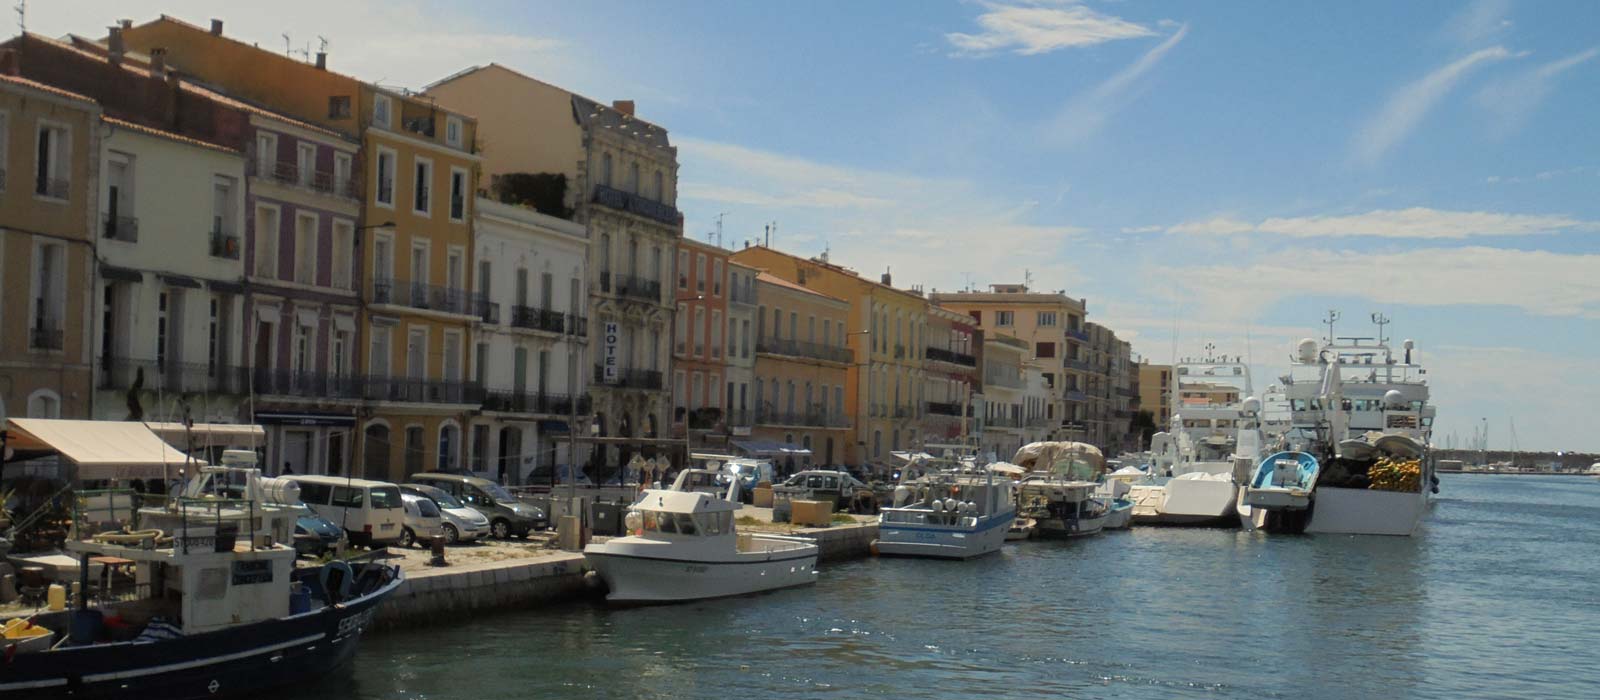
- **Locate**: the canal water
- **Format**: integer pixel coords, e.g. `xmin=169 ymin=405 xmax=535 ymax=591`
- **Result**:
xmin=310 ymin=474 xmax=1599 ymax=699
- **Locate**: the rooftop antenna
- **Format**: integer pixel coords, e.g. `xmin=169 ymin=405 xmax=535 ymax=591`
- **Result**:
xmin=1370 ymin=312 xmax=1390 ymax=345
xmin=1023 ymin=269 xmax=1033 ymax=291
xmin=763 ymin=223 xmax=770 ymax=247
xmin=1323 ymin=309 xmax=1341 ymax=344
xmin=282 ymin=33 xmax=294 ymax=56
xmin=714 ymin=212 xmax=728 ymax=248
xmin=1204 ymin=342 xmax=1216 ymax=362
xmin=14 ymin=0 xmax=23 ymax=34
xmin=318 ymin=35 xmax=329 ymax=53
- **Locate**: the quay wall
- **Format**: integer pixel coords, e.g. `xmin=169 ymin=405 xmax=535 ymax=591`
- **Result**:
xmin=795 ymin=522 xmax=878 ymax=562
xmin=374 ymin=553 xmax=593 ymax=631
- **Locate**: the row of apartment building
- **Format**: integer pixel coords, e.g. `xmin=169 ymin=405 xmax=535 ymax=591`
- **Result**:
xmin=0 ymin=16 xmax=1147 ymax=483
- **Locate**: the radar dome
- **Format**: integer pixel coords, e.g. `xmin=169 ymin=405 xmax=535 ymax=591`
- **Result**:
xmin=1383 ymin=390 xmax=1405 ymax=408
xmin=1242 ymin=396 xmax=1262 ymax=414
xmin=1296 ymin=338 xmax=1319 ymax=363
xmin=1403 ymin=339 xmax=1414 ymax=351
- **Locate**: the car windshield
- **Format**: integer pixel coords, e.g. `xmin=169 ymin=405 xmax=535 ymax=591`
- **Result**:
xmin=413 ymin=498 xmax=440 ymax=517
xmin=425 ymin=488 xmax=465 ymax=509
xmin=297 ymin=504 xmax=320 ymax=518
xmin=483 ymin=483 xmax=516 ymax=501
xmin=370 ymin=486 xmax=401 ymax=509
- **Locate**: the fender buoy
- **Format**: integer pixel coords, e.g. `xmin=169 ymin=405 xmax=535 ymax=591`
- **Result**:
xmin=869 ymin=541 xmax=880 ymax=556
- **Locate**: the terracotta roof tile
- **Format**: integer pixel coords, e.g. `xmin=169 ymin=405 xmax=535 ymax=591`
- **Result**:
xmin=103 ymin=116 xmax=240 ymax=155
xmin=0 ymin=72 xmax=98 ymax=105
xmin=756 ymin=271 xmax=847 ymax=303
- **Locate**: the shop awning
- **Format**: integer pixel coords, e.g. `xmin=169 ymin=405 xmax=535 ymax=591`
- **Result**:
xmin=145 ymin=422 xmax=267 ymax=447
xmin=731 ymin=439 xmax=811 ymax=457
xmin=208 ymin=279 xmax=245 ymax=294
xmin=160 ymin=274 xmax=202 ymax=289
xmin=4 ymin=419 xmax=202 ymax=479
xmin=100 ymin=265 xmax=143 ymax=282
xmin=254 ymin=412 xmax=357 ymax=427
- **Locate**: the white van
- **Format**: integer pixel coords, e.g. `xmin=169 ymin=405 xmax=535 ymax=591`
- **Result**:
xmin=284 ymin=476 xmax=405 ymax=547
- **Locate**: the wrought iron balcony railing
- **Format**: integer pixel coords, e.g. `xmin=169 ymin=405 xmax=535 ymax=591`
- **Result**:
xmin=252 ymin=367 xmax=363 ymax=399
xmin=30 ymin=326 xmax=64 ymax=351
xmin=925 ymin=401 xmax=967 ymax=417
xmin=1066 ymin=328 xmax=1089 ymax=341
xmin=755 ymin=407 xmax=850 ymax=428
xmin=925 ymin=346 xmax=977 ymax=367
xmin=600 ymin=271 xmax=662 ymax=304
xmin=592 ymin=365 xmax=664 ymax=391
xmin=209 ymin=229 xmax=241 ymax=259
xmin=103 ymin=214 xmax=139 ymax=242
xmin=362 ymin=375 xmax=485 ymax=404
xmin=591 ymin=184 xmax=683 ymax=226
xmin=755 ymin=337 xmax=852 ymax=364
xmin=511 ymin=305 xmax=566 ymax=333
xmin=37 ymin=176 xmax=69 ymax=199
xmin=482 ymin=389 xmax=592 ymax=416
xmin=249 ymin=159 xmax=361 ymax=200
xmin=98 ymin=357 xmax=250 ymax=394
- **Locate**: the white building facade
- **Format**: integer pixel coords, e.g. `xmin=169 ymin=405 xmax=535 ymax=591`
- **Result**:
xmin=470 ymin=197 xmax=590 ymax=484
xmin=94 ymin=119 xmax=248 ymax=426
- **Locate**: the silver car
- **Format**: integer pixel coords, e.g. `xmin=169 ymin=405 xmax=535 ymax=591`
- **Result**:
xmin=401 ymin=483 xmax=491 ymax=544
xmin=399 ymin=493 xmax=446 ymax=548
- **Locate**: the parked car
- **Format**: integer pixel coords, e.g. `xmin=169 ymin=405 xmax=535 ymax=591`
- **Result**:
xmin=408 ymin=473 xmax=549 ymax=539
xmin=283 ymin=476 xmax=405 ymax=547
xmin=400 ymin=483 xmax=490 ymax=544
xmin=776 ymin=470 xmax=876 ymax=513
xmin=292 ymin=503 xmax=344 ymax=557
xmin=399 ymin=493 xmax=446 ymax=548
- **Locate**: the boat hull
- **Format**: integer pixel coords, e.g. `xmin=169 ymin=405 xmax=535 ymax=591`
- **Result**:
xmin=1102 ymin=502 xmax=1133 ymax=530
xmin=586 ymin=549 xmax=818 ymax=603
xmin=874 ymin=511 xmax=1013 ymax=559
xmin=1034 ymin=511 xmax=1108 ymax=538
xmin=1127 ymin=478 xmax=1238 ymax=526
xmin=0 ymin=565 xmax=400 ymax=700
xmin=1304 ymin=486 xmax=1426 ymax=536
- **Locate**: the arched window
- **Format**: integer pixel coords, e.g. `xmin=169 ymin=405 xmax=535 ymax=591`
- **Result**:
xmin=27 ymin=390 xmax=60 ymax=418
xmin=438 ymin=423 xmax=460 ymax=471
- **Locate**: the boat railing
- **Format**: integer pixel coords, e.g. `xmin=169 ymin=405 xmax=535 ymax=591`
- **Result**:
xmin=880 ymin=507 xmax=977 ymax=528
xmin=71 ymin=490 xmax=264 ymax=554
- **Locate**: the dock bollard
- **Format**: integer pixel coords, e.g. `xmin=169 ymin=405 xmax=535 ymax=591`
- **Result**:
xmin=429 ymin=536 xmax=448 ymax=567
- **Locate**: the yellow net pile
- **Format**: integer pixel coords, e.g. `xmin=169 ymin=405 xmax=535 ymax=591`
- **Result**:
xmin=1368 ymin=457 xmax=1421 ymax=492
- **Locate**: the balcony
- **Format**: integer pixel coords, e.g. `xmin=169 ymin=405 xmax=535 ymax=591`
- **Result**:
xmin=363 ymin=375 xmax=485 ymax=404
xmin=1064 ymin=390 xmax=1088 ymax=403
xmin=1116 ymin=388 xmax=1139 ymax=398
xmin=592 ymin=365 xmax=664 ymax=391
xmin=98 ymin=357 xmax=250 ymax=394
xmin=252 ymin=367 xmax=363 ymax=399
xmin=1066 ymin=359 xmax=1092 ymax=371
xmin=482 ymin=389 xmax=592 ymax=416
xmin=723 ymin=408 xmax=752 ymax=427
xmin=893 ymin=405 xmax=909 ymax=419
xmin=249 ymin=159 xmax=359 ymax=200
xmin=210 ymin=230 xmax=241 ymax=259
xmin=755 ymin=337 xmax=852 ymax=364
xmin=755 ymin=407 xmax=850 ymax=428
xmin=103 ymin=214 xmax=138 ymax=242
xmin=29 ymin=326 xmax=63 ymax=351
xmin=600 ymin=271 xmax=662 ymax=304
xmin=566 ymin=314 xmax=589 ymax=337
xmin=986 ymin=415 xmax=1023 ymax=429
xmin=371 ymin=278 xmax=486 ymax=317
xmin=479 ymin=302 xmax=500 ymax=324
xmin=591 ymin=184 xmax=682 ymax=226
xmin=926 ymin=401 xmax=967 ymax=417
xmin=925 ymin=346 xmax=977 ymax=367
xmin=37 ymin=176 xmax=69 ymax=199
xmin=511 ymin=305 xmax=565 ymax=333
xmin=1067 ymin=328 xmax=1089 ymax=341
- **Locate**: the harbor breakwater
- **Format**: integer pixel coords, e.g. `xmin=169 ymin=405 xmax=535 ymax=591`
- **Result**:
xmin=372 ymin=522 xmax=879 ymax=631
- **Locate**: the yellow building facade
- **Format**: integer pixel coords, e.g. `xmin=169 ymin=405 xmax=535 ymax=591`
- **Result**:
xmin=751 ymin=272 xmax=851 ymax=471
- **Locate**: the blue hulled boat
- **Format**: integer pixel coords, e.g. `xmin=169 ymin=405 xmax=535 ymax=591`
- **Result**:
xmin=1243 ymin=451 xmax=1320 ymax=511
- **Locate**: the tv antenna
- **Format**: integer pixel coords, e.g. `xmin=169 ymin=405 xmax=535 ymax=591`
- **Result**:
xmin=713 ymin=212 xmax=728 ymax=248
xmin=1322 ymin=309 xmax=1341 ymax=343
xmin=1370 ymin=312 xmax=1390 ymax=345
xmin=14 ymin=0 xmax=24 ymax=34
xmin=283 ymin=33 xmax=292 ymax=55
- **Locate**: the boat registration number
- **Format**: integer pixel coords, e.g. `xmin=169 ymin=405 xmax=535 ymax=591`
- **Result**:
xmin=682 ymin=564 xmax=709 ymax=574
xmin=915 ymin=532 xmax=937 ymax=541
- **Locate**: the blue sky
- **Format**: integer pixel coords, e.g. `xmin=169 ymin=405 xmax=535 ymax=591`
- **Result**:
xmin=40 ymin=1 xmax=1600 ymax=451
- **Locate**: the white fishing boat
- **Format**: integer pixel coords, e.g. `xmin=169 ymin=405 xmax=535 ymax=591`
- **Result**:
xmin=583 ymin=489 xmax=818 ymax=603
xmin=1097 ymin=478 xmax=1134 ymax=530
xmin=1254 ymin=324 xmax=1439 ymax=536
xmin=1126 ymin=355 xmax=1264 ymax=527
xmin=873 ymin=456 xmax=1016 ymax=559
xmin=1012 ymin=442 xmax=1110 ymax=538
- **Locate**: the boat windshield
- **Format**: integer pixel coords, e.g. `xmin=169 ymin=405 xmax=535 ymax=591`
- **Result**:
xmin=638 ymin=509 xmax=732 ymax=536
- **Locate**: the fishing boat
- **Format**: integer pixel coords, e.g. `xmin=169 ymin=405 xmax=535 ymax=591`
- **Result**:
xmin=1126 ymin=355 xmax=1264 ymax=527
xmin=0 ymin=420 xmax=400 ymax=700
xmin=583 ymin=488 xmax=818 ymax=603
xmin=1012 ymin=442 xmax=1110 ymax=538
xmin=1244 ymin=451 xmax=1320 ymax=511
xmin=1253 ymin=325 xmax=1439 ymax=536
xmin=873 ymin=455 xmax=1016 ymax=559
xmin=1097 ymin=478 xmax=1134 ymax=530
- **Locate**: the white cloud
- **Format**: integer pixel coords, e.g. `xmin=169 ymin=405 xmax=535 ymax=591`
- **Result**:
xmin=1164 ymin=207 xmax=1598 ymax=239
xmin=946 ymin=1 xmax=1154 ymax=57
xmin=1046 ymin=24 xmax=1188 ymax=146
xmin=1476 ymin=46 xmax=1600 ymax=136
xmin=1441 ymin=0 xmax=1513 ymax=46
xmin=1352 ymin=46 xmax=1513 ymax=165
xmin=675 ymin=136 xmax=1085 ymax=295
xmin=1156 ymin=246 xmax=1600 ymax=320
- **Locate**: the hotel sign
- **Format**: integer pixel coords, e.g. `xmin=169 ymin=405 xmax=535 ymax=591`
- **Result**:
xmin=602 ymin=321 xmax=621 ymax=384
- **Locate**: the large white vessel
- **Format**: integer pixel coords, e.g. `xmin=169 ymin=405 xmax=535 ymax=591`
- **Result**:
xmin=874 ymin=458 xmax=1016 ymax=559
xmin=1251 ymin=324 xmax=1439 ymax=536
xmin=584 ymin=490 xmax=819 ymax=603
xmin=1128 ymin=356 xmax=1264 ymax=526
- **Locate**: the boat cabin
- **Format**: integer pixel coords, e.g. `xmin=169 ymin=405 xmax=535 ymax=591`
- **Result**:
xmin=625 ymin=490 xmax=739 ymax=540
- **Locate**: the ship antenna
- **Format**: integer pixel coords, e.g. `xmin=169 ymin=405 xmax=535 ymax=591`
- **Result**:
xmin=1322 ymin=309 xmax=1340 ymax=344
xmin=1370 ymin=312 xmax=1390 ymax=345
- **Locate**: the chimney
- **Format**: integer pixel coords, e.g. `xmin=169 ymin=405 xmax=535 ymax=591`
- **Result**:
xmin=150 ymin=47 xmax=167 ymax=78
xmin=210 ymin=19 xmax=224 ymax=36
xmin=881 ymin=268 xmax=892 ymax=286
xmin=611 ymin=99 xmax=635 ymax=117
xmin=120 ymin=19 xmax=132 ymax=29
xmin=107 ymin=26 xmax=125 ymax=64
xmin=315 ymin=51 xmax=327 ymax=70
xmin=0 ymin=49 xmax=18 ymax=77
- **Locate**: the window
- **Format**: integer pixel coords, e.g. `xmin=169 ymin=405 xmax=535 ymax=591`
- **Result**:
xmin=413 ymin=158 xmax=433 ymax=215
xmin=693 ymin=307 xmax=706 ymax=357
xmin=447 ymin=248 xmax=464 ymax=293
xmin=35 ymin=122 xmax=71 ymax=199
xmin=710 ymin=373 xmax=722 ymax=408
xmin=674 ymin=371 xmax=687 ymax=418
xmin=211 ymin=176 xmax=236 ymax=238
xmin=30 ymin=242 xmax=65 ymax=349
xmin=629 ymin=162 xmax=640 ymax=193
xmin=695 ymin=254 xmax=707 ymax=293
xmin=823 ymin=319 xmax=832 ymax=348
xmin=675 ymin=303 xmax=687 ymax=354
xmin=373 ymin=94 xmax=392 ymax=128
xmin=0 ymin=112 xmax=7 ymax=191
xmin=297 ymin=143 xmax=316 ymax=187
xmin=690 ymin=373 xmax=702 ymax=413
xmin=1038 ymin=311 xmax=1057 ymax=327
xmin=727 ymin=314 xmax=736 ymax=357
xmin=1036 ymin=342 xmax=1056 ymax=359
xmin=27 ymin=392 xmax=59 ymax=419
xmin=156 ymin=291 xmax=171 ymax=367
xmin=677 ymin=249 xmax=688 ymax=289
xmin=295 ymin=213 xmax=318 ymax=285
xmin=449 ymin=168 xmax=467 ymax=221
xmin=712 ymin=260 xmax=723 ymax=296
xmin=711 ymin=310 xmax=723 ymax=359
xmin=328 ymin=95 xmax=352 ymax=119
xmin=808 ymin=315 xmax=816 ymax=343
xmin=375 ymin=148 xmax=395 ymax=206
xmin=653 ymin=170 xmax=663 ymax=200
xmin=996 ymin=310 xmax=1014 ymax=326
xmin=369 ymin=325 xmax=391 ymax=377
xmin=446 ymin=116 xmax=462 ymax=147
xmin=476 ymin=342 xmax=489 ymax=385
xmin=438 ymin=425 xmax=459 ymax=471
xmin=331 ymin=220 xmax=354 ymax=290
xmin=410 ymin=240 xmax=430 ymax=289
xmin=334 ymin=152 xmax=353 ymax=193
xmin=741 ymin=319 xmax=751 ymax=358
xmin=333 ymin=327 xmax=352 ymax=377
xmin=254 ymin=205 xmax=280 ymax=278
xmin=407 ymin=328 xmax=427 ymax=380
xmin=403 ymin=426 xmax=424 ymax=471
xmin=601 ymin=153 xmax=613 ymax=187
xmin=443 ymin=331 xmax=462 ymax=381
xmin=293 ymin=321 xmax=312 ymax=377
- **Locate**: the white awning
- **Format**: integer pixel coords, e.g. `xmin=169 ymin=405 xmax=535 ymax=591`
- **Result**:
xmin=5 ymin=419 xmax=203 ymax=479
xmin=144 ymin=422 xmax=266 ymax=449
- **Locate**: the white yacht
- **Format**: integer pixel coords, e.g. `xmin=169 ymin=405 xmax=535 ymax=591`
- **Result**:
xmin=874 ymin=458 xmax=1016 ymax=559
xmin=1126 ymin=356 xmax=1264 ymax=527
xmin=583 ymin=489 xmax=818 ymax=603
xmin=1251 ymin=328 xmax=1439 ymax=536
xmin=1012 ymin=442 xmax=1110 ymax=538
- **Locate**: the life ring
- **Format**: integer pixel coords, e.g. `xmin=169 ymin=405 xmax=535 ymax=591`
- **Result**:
xmin=320 ymin=561 xmax=354 ymax=604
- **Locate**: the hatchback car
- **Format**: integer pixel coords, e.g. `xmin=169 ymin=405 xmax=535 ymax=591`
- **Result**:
xmin=399 ymin=493 xmax=446 ymax=548
xmin=292 ymin=503 xmax=344 ymax=557
xmin=400 ymin=483 xmax=491 ymax=544
xmin=408 ymin=473 xmax=548 ymax=539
